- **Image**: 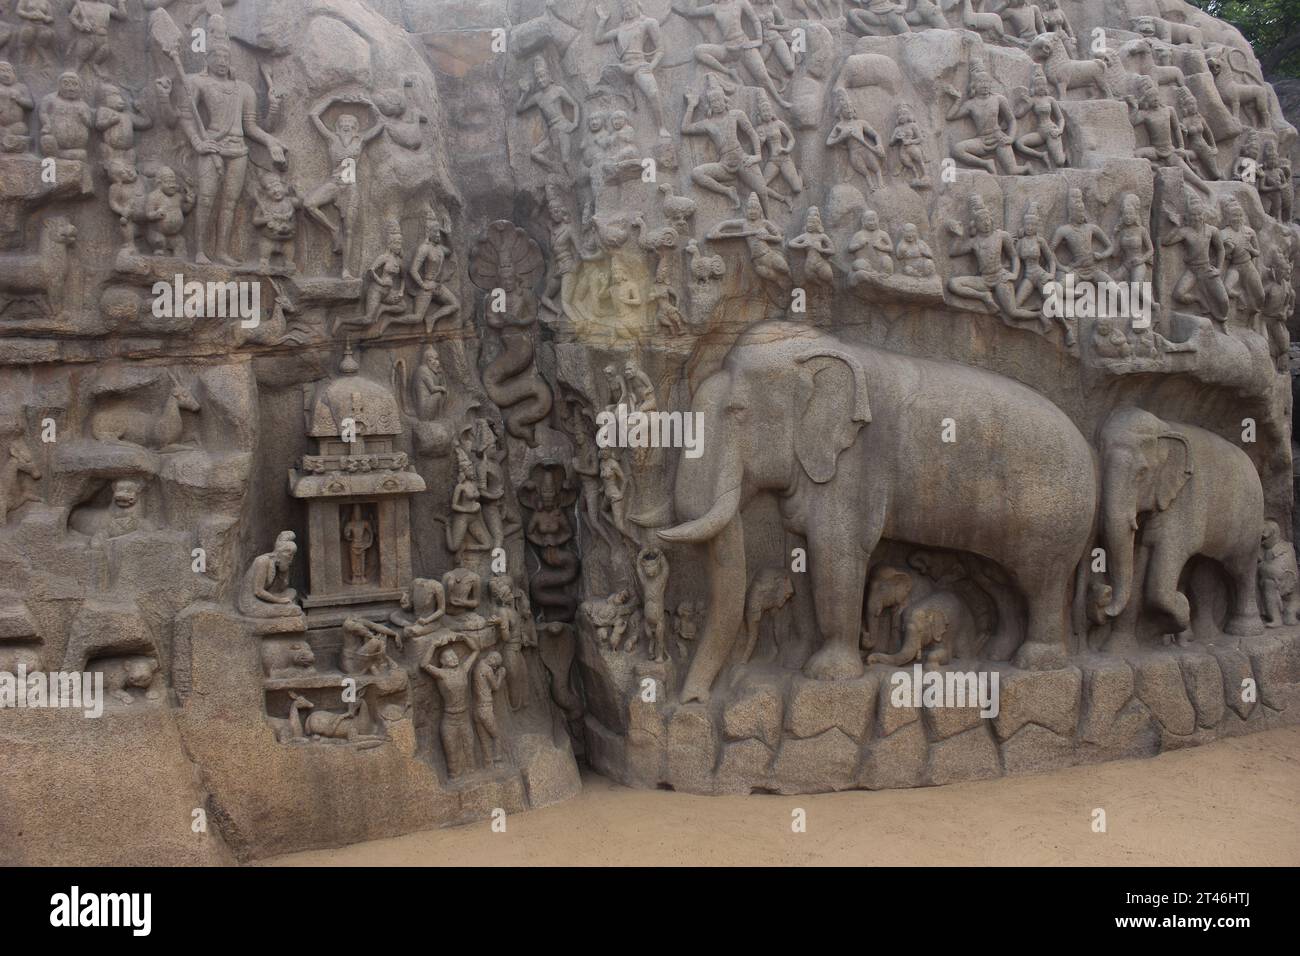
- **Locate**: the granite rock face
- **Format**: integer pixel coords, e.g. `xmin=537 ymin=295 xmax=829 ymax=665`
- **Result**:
xmin=1 ymin=0 xmax=1299 ymax=861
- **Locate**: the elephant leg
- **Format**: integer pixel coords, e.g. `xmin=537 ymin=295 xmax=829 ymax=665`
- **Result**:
xmin=1014 ymin=573 xmax=1071 ymax=669
xmin=804 ymin=533 xmax=869 ymax=681
xmin=1283 ymin=589 xmax=1300 ymax=626
xmin=1223 ymin=551 xmax=1264 ymax=636
xmin=1261 ymin=581 xmax=1282 ymax=627
xmin=1145 ymin=547 xmax=1193 ymax=644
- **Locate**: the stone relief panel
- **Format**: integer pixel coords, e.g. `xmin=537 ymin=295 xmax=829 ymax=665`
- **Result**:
xmin=1 ymin=0 xmax=1300 ymax=861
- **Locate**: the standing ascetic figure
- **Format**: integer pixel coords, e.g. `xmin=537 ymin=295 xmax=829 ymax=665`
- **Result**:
xmin=177 ymin=41 xmax=287 ymax=266
xmin=305 ymin=96 xmax=383 ymax=279
xmin=658 ymin=321 xmax=1098 ymax=701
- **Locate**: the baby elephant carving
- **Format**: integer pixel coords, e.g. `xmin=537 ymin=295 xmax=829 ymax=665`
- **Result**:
xmin=867 ymin=591 xmax=967 ymax=666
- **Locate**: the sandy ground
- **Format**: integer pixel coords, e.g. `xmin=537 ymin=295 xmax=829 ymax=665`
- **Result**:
xmin=267 ymin=726 xmax=1300 ymax=866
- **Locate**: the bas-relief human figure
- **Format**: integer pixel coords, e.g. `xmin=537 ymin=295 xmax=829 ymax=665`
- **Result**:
xmin=1219 ymin=196 xmax=1264 ymax=321
xmin=144 ymin=166 xmax=193 ymax=257
xmin=305 ymin=97 xmax=383 ymax=280
xmin=895 ymin=223 xmax=937 ymax=278
xmin=408 ymin=210 xmax=460 ymax=332
xmin=705 ymin=192 xmax=791 ymax=294
xmin=1013 ymin=201 xmax=1059 ymax=336
xmin=0 ymin=61 xmax=34 ymax=154
xmin=95 ymin=86 xmax=152 ymax=170
xmin=827 ymin=89 xmax=886 ymax=190
xmin=942 ymin=68 xmax=1029 ymax=176
xmin=516 ymin=56 xmax=579 ymax=172
xmin=594 ymin=0 xmax=671 ymax=139
xmin=341 ymin=616 xmax=401 ymax=676
xmin=472 ymin=651 xmax=507 ymax=765
xmin=488 ymin=576 xmax=527 ymax=709
xmin=252 ymin=172 xmax=300 ymax=272
xmin=636 ymin=547 xmax=670 ymax=663
xmin=39 ymin=71 xmax=92 ymax=161
xmin=1013 ymin=69 xmax=1067 ymax=170
xmin=583 ymin=589 xmax=633 ymax=650
xmin=788 ymin=206 xmax=836 ymax=288
xmin=68 ymin=0 xmax=128 ymax=77
xmin=946 ymin=194 xmax=1039 ymax=324
xmin=848 ymin=207 xmax=894 ymax=280
xmin=847 ymin=0 xmax=910 ymax=36
xmin=1174 ymin=86 xmax=1219 ymax=181
xmin=681 ymin=75 xmax=790 ymax=213
xmin=15 ymin=0 xmax=57 ymax=65
xmin=342 ymin=505 xmax=374 ymax=586
xmin=753 ymin=92 xmax=801 ymax=197
xmin=1161 ymin=191 xmax=1230 ymax=327
xmin=1052 ymin=187 xmax=1113 ymax=284
xmin=177 ymin=42 xmax=287 ymax=266
xmin=1 ymin=436 xmax=42 ymax=522
xmin=1126 ymin=76 xmax=1210 ymax=196
xmin=423 ymin=645 xmax=480 ymax=776
xmin=238 ymin=531 xmax=303 ymax=619
xmin=673 ymin=0 xmax=792 ymax=109
xmin=889 ymin=104 xmax=930 ymax=189
xmin=1113 ymin=193 xmax=1154 ymax=288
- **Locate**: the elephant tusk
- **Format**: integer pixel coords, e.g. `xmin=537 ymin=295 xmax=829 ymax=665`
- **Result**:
xmin=658 ymin=485 xmax=741 ymax=544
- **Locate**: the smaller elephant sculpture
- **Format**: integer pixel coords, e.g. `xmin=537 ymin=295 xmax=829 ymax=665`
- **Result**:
xmin=738 ymin=567 xmax=794 ymax=664
xmin=1258 ymin=520 xmax=1300 ymax=627
xmin=867 ymin=591 xmax=972 ymax=666
xmin=1099 ymin=407 xmax=1264 ymax=643
xmin=862 ymin=565 xmax=918 ymax=653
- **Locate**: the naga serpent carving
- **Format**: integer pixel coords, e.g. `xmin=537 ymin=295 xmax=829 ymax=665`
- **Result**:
xmin=469 ymin=220 xmax=554 ymax=446
xmin=520 ymin=460 xmax=580 ymax=622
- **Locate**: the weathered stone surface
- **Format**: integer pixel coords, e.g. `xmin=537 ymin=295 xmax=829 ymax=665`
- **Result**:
xmin=723 ymin=681 xmax=784 ymax=748
xmin=1 ymin=0 xmax=1296 ymax=864
xmin=665 ymin=704 xmax=718 ymax=794
xmin=772 ymin=728 xmax=859 ymax=793
xmin=1134 ymin=655 xmax=1197 ymax=737
xmin=1207 ymin=644 xmax=1258 ymax=721
xmin=785 ymin=673 xmax=877 ymax=741
xmin=999 ymin=723 xmax=1075 ymax=775
xmin=925 ymin=725 xmax=1001 ymax=786
xmin=859 ymin=720 xmax=929 ymax=791
xmin=993 ymin=666 xmax=1083 ymax=741
xmin=1179 ymin=651 xmax=1226 ymax=729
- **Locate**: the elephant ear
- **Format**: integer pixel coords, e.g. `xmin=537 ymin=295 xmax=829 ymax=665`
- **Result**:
xmin=1154 ymin=431 xmax=1193 ymax=512
xmin=794 ymin=350 xmax=871 ymax=484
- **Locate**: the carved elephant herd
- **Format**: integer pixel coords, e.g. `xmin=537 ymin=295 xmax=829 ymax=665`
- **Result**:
xmin=655 ymin=322 xmax=1268 ymax=703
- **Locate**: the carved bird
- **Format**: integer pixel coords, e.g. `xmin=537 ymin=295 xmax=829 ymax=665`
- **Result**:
xmin=686 ymin=239 xmax=725 ymax=282
xmin=658 ymin=183 xmax=697 ymax=229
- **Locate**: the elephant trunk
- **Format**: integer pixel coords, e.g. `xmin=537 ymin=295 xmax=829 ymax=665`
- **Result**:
xmin=657 ymin=406 xmax=747 ymax=701
xmin=1102 ymin=487 xmax=1139 ymax=618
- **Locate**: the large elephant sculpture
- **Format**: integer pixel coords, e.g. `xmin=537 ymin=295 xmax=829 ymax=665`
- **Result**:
xmin=657 ymin=321 xmax=1098 ymax=702
xmin=1098 ymin=407 xmax=1264 ymax=641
